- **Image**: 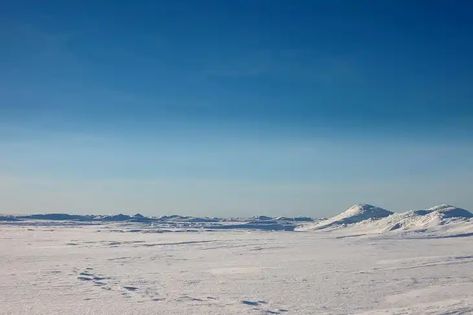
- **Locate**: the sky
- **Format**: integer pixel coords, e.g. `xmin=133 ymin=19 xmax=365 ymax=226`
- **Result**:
xmin=1 ymin=0 xmax=473 ymax=217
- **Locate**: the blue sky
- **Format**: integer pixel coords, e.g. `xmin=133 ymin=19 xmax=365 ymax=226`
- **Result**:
xmin=1 ymin=1 xmax=473 ymax=216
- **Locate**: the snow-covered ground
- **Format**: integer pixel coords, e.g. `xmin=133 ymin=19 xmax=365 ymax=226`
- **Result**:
xmin=1 ymin=207 xmax=473 ymax=315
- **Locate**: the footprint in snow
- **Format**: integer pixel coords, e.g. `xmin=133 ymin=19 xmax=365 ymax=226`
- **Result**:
xmin=241 ymin=300 xmax=288 ymax=314
xmin=242 ymin=300 xmax=267 ymax=306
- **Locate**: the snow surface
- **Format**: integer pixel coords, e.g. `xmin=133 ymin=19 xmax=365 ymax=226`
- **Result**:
xmin=1 ymin=204 xmax=473 ymax=314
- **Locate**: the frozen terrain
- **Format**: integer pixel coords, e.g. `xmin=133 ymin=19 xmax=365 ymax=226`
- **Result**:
xmin=297 ymin=204 xmax=473 ymax=238
xmin=1 ymin=204 xmax=473 ymax=314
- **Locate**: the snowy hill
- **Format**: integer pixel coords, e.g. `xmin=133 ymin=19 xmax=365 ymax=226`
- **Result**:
xmin=297 ymin=204 xmax=473 ymax=237
xmin=426 ymin=204 xmax=473 ymax=218
xmin=297 ymin=204 xmax=393 ymax=231
xmin=359 ymin=204 xmax=473 ymax=236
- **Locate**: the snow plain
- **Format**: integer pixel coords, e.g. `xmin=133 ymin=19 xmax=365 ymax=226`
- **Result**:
xmin=1 ymin=206 xmax=473 ymax=314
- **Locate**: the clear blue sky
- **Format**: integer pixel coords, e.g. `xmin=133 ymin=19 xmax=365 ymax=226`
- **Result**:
xmin=1 ymin=1 xmax=473 ymax=216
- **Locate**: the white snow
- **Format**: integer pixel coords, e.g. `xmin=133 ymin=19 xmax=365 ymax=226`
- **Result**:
xmin=296 ymin=203 xmax=393 ymax=231
xmin=1 ymin=204 xmax=473 ymax=314
xmin=297 ymin=204 xmax=473 ymax=238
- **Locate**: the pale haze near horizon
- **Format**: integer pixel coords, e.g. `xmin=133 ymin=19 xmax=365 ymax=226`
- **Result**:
xmin=1 ymin=133 xmax=472 ymax=217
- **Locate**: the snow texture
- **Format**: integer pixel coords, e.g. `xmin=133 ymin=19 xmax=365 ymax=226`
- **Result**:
xmin=1 ymin=204 xmax=473 ymax=314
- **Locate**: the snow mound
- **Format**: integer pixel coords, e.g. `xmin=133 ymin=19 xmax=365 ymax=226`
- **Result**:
xmin=426 ymin=204 xmax=473 ymax=219
xmin=297 ymin=204 xmax=473 ymax=237
xmin=371 ymin=204 xmax=473 ymax=234
xmin=298 ymin=204 xmax=393 ymax=231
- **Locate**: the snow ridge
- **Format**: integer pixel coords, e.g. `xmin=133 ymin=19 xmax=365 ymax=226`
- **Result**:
xmin=302 ymin=204 xmax=393 ymax=230
xmin=297 ymin=204 xmax=473 ymax=237
xmin=0 ymin=213 xmax=315 ymax=232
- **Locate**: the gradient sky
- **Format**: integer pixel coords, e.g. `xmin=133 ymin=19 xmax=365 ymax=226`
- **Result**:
xmin=1 ymin=1 xmax=473 ymax=217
